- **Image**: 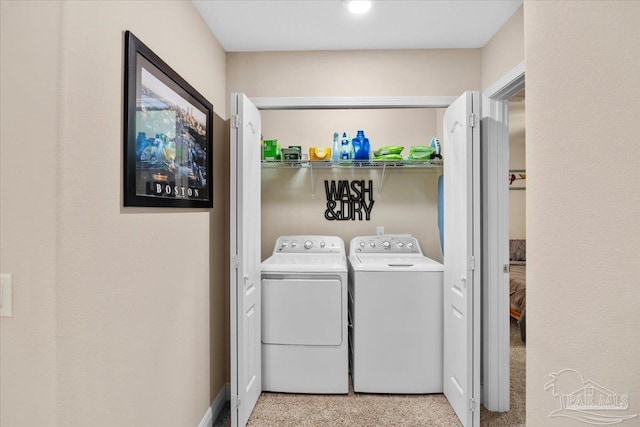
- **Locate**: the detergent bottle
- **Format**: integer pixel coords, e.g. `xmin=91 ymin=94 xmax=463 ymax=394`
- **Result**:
xmin=340 ymin=132 xmax=352 ymax=160
xmin=352 ymin=130 xmax=370 ymax=160
xmin=430 ymin=135 xmax=441 ymax=159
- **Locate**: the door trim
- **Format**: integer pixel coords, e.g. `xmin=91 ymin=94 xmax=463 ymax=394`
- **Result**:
xmin=251 ymin=96 xmax=457 ymax=110
xmin=483 ymin=61 xmax=525 ymax=99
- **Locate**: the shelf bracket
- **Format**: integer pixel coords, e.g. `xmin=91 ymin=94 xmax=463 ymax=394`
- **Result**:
xmin=377 ymin=163 xmax=388 ymax=197
xmin=310 ymin=163 xmax=316 ymax=197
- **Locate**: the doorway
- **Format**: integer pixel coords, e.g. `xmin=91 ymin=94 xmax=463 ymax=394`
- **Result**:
xmin=478 ymin=61 xmax=525 ymax=423
xmin=507 ymin=87 xmax=527 ymax=410
xmin=231 ymin=93 xmax=484 ymax=427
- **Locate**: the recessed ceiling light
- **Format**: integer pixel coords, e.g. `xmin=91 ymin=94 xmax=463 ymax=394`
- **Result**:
xmin=344 ymin=0 xmax=372 ymax=15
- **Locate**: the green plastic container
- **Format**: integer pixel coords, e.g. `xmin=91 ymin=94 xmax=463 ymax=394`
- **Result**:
xmin=262 ymin=139 xmax=281 ymax=160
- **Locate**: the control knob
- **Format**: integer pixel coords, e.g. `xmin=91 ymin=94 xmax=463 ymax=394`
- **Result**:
xmin=407 ymin=242 xmax=414 ymax=249
xmin=382 ymin=241 xmax=391 ymax=249
xmin=398 ymin=242 xmax=404 ymax=248
xmin=359 ymin=241 xmax=365 ymax=247
xmin=304 ymin=240 xmax=313 ymax=249
xmin=320 ymin=241 xmax=326 ymax=248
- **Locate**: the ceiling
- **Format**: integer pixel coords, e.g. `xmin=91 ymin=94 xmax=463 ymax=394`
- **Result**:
xmin=193 ymin=0 xmax=522 ymax=52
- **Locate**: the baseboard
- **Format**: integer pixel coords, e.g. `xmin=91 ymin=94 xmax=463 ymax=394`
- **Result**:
xmin=197 ymin=383 xmax=231 ymax=427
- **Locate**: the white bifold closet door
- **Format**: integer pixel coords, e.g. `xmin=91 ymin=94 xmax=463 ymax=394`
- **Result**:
xmin=442 ymin=91 xmax=481 ymax=427
xmin=230 ymin=93 xmax=262 ymax=427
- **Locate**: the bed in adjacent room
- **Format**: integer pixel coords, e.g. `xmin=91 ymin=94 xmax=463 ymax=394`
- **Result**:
xmin=509 ymin=239 xmax=526 ymax=341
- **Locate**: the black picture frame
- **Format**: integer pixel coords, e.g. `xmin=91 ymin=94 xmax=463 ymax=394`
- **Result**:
xmin=123 ymin=31 xmax=213 ymax=208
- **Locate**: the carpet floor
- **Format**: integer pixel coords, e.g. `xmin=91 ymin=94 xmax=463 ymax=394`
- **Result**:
xmin=215 ymin=319 xmax=525 ymax=426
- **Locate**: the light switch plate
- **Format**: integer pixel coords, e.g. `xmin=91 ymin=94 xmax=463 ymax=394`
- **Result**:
xmin=0 ymin=273 xmax=13 ymax=317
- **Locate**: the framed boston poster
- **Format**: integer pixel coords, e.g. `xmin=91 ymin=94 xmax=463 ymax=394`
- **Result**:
xmin=123 ymin=31 xmax=213 ymax=208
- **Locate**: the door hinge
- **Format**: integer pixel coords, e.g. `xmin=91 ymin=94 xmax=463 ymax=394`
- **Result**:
xmin=503 ymin=264 xmax=510 ymax=273
xmin=468 ymin=113 xmax=478 ymax=128
xmin=469 ymin=256 xmax=476 ymax=271
xmin=231 ymin=114 xmax=241 ymax=129
xmin=233 ymin=395 xmax=241 ymax=408
xmin=469 ymin=397 xmax=479 ymax=411
xmin=232 ymin=255 xmax=240 ymax=269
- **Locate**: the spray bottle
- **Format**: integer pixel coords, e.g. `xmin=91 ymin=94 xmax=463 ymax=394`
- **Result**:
xmin=332 ymin=132 xmax=341 ymax=161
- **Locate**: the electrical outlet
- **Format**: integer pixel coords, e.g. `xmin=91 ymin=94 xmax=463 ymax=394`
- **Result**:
xmin=0 ymin=273 xmax=13 ymax=317
xmin=377 ymin=226 xmax=384 ymax=236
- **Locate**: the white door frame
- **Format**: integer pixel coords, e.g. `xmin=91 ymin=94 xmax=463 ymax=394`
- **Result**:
xmin=250 ymin=96 xmax=457 ymax=110
xmin=483 ymin=62 xmax=526 ymax=100
xmin=481 ymin=61 xmax=525 ymax=412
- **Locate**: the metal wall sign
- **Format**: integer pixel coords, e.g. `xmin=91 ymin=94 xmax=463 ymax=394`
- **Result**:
xmin=324 ymin=180 xmax=375 ymax=221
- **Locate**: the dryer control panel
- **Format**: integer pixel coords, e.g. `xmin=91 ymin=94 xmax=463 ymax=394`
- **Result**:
xmin=350 ymin=235 xmax=423 ymax=254
xmin=274 ymin=235 xmax=345 ymax=254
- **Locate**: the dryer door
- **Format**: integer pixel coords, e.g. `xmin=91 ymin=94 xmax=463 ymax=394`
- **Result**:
xmin=262 ymin=278 xmax=343 ymax=345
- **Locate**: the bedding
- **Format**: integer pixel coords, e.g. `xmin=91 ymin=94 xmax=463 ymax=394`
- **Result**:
xmin=509 ymin=239 xmax=526 ymax=341
xmin=509 ymin=262 xmax=526 ymax=318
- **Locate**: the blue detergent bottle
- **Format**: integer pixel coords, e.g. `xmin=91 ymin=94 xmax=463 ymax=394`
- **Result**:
xmin=352 ymin=130 xmax=370 ymax=160
xmin=340 ymin=132 xmax=352 ymax=160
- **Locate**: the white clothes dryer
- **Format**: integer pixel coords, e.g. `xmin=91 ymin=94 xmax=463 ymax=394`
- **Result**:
xmin=261 ymin=236 xmax=348 ymax=394
xmin=348 ymin=235 xmax=444 ymax=394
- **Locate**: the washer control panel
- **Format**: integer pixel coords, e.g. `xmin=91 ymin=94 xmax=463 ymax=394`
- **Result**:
xmin=275 ymin=236 xmax=344 ymax=254
xmin=351 ymin=235 xmax=422 ymax=254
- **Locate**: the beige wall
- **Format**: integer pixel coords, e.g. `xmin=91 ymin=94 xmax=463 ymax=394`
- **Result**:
xmin=526 ymin=1 xmax=640 ymax=425
xmin=0 ymin=1 xmax=227 ymax=426
xmin=481 ymin=5 xmax=524 ymax=90
xmin=509 ymin=99 xmax=526 ymax=239
xmin=227 ymin=49 xmax=481 ymax=111
xmin=228 ymin=50 xmax=482 ymax=266
xmin=0 ymin=2 xmax=60 ymax=425
xmin=480 ymin=5 xmax=525 ymax=238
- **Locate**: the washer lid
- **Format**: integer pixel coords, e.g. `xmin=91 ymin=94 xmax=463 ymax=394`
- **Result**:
xmin=349 ymin=253 xmax=443 ymax=272
xmin=262 ymin=253 xmax=347 ymax=273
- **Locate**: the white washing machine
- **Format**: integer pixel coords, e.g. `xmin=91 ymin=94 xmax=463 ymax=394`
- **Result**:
xmin=261 ymin=235 xmax=348 ymax=394
xmin=348 ymin=235 xmax=444 ymax=394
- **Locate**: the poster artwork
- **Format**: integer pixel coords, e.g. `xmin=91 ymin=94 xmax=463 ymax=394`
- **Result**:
xmin=324 ymin=180 xmax=375 ymax=221
xmin=124 ymin=31 xmax=213 ymax=208
xmin=136 ymin=66 xmax=208 ymax=200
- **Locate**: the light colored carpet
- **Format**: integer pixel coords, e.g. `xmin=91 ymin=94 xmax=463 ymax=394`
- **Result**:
xmin=480 ymin=318 xmax=526 ymax=426
xmin=248 ymin=392 xmax=459 ymax=427
xmin=244 ymin=319 xmax=525 ymax=426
